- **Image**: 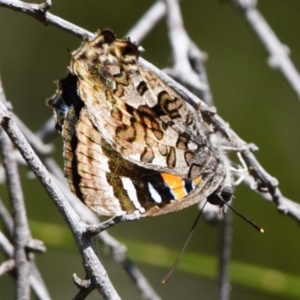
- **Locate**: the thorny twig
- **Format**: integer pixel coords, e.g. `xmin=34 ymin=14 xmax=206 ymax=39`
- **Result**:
xmin=0 ymin=259 xmax=15 ymax=276
xmin=0 ymin=130 xmax=31 ymax=299
xmin=232 ymin=0 xmax=300 ymax=101
xmin=0 ymin=199 xmax=50 ymax=300
xmin=0 ymin=230 xmax=50 ymax=300
xmin=0 ymin=85 xmax=50 ymax=300
xmin=164 ymin=0 xmax=212 ymax=103
xmin=0 ymin=81 xmax=34 ymax=299
xmin=165 ymin=0 xmax=202 ymax=85
xmin=0 ymin=197 xmax=13 ymax=235
xmin=125 ymin=0 xmax=166 ymax=44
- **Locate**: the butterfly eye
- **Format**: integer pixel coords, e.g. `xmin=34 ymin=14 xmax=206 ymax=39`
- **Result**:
xmin=98 ymin=29 xmax=116 ymax=45
xmin=220 ymin=185 xmax=233 ymax=202
xmin=114 ymin=41 xmax=138 ymax=63
xmin=207 ymin=184 xmax=233 ymax=206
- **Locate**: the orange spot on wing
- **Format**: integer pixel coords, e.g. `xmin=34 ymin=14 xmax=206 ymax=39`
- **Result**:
xmin=193 ymin=177 xmax=201 ymax=186
xmin=161 ymin=173 xmax=186 ymax=200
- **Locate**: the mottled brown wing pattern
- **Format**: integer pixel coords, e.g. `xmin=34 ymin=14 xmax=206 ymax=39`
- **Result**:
xmin=47 ymin=29 xmax=228 ymax=217
xmin=70 ymin=30 xmax=210 ymax=177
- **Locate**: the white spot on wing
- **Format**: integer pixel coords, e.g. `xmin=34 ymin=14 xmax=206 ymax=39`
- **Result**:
xmin=120 ymin=177 xmax=145 ymax=213
xmin=148 ymin=182 xmax=162 ymax=203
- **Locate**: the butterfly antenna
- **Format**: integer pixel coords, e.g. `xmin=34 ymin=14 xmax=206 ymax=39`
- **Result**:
xmin=162 ymin=201 xmax=208 ymax=284
xmin=221 ymin=199 xmax=264 ymax=233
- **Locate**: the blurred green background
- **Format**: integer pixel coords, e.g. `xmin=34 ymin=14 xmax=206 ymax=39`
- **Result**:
xmin=1 ymin=0 xmax=300 ymax=299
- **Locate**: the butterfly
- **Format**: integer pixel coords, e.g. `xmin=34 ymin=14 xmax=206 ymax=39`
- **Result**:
xmin=47 ymin=29 xmax=232 ymax=217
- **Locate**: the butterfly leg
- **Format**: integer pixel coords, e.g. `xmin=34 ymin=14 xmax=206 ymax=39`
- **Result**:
xmin=229 ymin=152 xmax=249 ymax=186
